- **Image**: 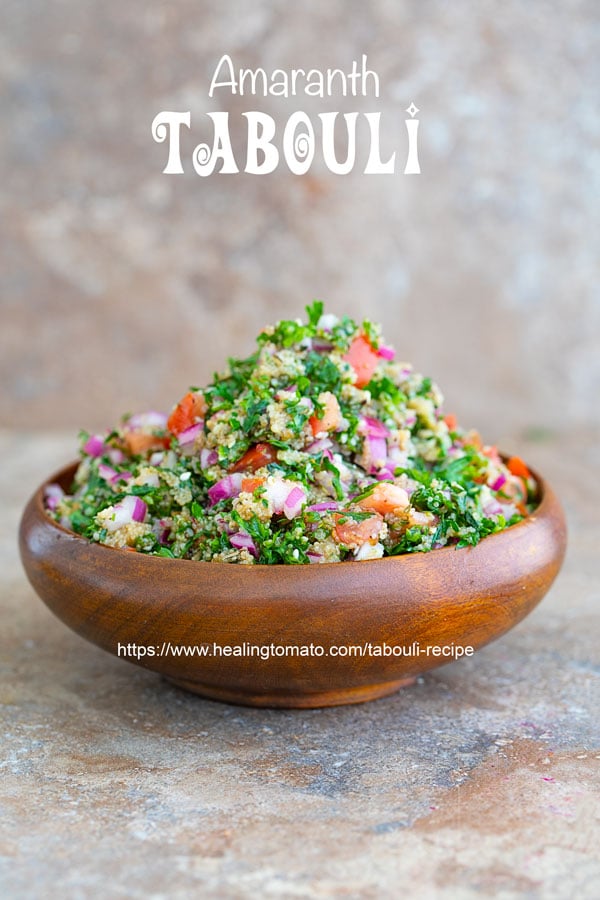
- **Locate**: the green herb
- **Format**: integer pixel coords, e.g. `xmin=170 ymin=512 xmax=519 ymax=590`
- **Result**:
xmin=306 ymin=300 xmax=324 ymax=328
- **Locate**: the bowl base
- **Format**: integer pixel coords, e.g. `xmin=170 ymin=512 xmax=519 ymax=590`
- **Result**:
xmin=165 ymin=675 xmax=417 ymax=708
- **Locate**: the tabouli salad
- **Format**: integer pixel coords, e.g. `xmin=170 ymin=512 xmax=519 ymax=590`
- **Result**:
xmin=46 ymin=303 xmax=537 ymax=565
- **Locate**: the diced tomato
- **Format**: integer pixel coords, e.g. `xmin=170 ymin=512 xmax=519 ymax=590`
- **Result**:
xmin=357 ymin=483 xmax=410 ymax=516
xmin=124 ymin=432 xmax=170 ymax=456
xmin=444 ymin=413 xmax=457 ymax=431
xmin=241 ymin=477 xmax=265 ymax=493
xmin=309 ymin=391 xmax=342 ymax=436
xmin=333 ymin=512 xmax=384 ymax=549
xmin=230 ymin=443 xmax=278 ymax=473
xmin=343 ymin=334 xmax=380 ymax=388
xmin=167 ymin=391 xmax=207 ymax=436
xmin=507 ymin=455 xmax=531 ymax=479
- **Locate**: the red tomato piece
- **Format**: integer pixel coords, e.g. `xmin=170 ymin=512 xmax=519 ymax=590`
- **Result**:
xmin=343 ymin=335 xmax=380 ymax=388
xmin=167 ymin=391 xmax=206 ymax=435
xmin=333 ymin=512 xmax=384 ymax=549
xmin=241 ymin=477 xmax=266 ymax=493
xmin=230 ymin=443 xmax=278 ymax=473
xmin=507 ymin=455 xmax=531 ymax=479
xmin=309 ymin=392 xmax=342 ymax=437
xmin=124 ymin=432 xmax=170 ymax=456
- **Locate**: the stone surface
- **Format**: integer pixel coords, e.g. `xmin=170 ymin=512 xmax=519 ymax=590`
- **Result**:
xmin=1 ymin=0 xmax=599 ymax=437
xmin=2 ymin=0 xmax=599 ymax=895
xmin=1 ymin=428 xmax=599 ymax=898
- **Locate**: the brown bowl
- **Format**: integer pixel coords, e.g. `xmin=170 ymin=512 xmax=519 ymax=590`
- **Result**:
xmin=19 ymin=460 xmax=567 ymax=708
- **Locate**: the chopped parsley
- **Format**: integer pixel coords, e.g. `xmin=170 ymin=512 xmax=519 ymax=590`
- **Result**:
xmin=47 ymin=304 xmax=535 ymax=564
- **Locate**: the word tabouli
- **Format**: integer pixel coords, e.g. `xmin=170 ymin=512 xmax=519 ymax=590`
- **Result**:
xmin=152 ymin=54 xmax=420 ymax=176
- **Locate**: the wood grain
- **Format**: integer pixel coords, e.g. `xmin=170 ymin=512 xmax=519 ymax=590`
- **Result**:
xmin=19 ymin=461 xmax=567 ymax=708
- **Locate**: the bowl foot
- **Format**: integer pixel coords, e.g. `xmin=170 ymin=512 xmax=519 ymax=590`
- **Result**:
xmin=165 ymin=676 xmax=417 ymax=708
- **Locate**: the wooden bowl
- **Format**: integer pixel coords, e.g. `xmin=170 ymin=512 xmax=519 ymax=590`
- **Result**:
xmin=19 ymin=461 xmax=567 ymax=708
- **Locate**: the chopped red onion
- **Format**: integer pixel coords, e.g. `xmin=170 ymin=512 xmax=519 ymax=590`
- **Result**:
xmin=364 ymin=435 xmax=388 ymax=472
xmin=155 ymin=519 xmax=171 ymax=545
xmin=490 ymin=474 xmax=507 ymax=492
xmin=44 ymin=483 xmax=64 ymax=511
xmin=125 ymin=495 xmax=147 ymax=522
xmin=265 ymin=479 xmax=307 ymax=518
xmin=482 ymin=499 xmax=505 ymax=517
xmin=107 ymin=448 xmax=125 ymax=465
xmin=283 ymin=486 xmax=306 ymax=519
xmin=83 ymin=435 xmax=105 ymax=457
xmin=307 ymin=501 xmax=339 ymax=511
xmin=229 ymin=531 xmax=258 ymax=557
xmin=377 ymin=344 xmax=395 ymax=360
xmin=149 ymin=451 xmax=164 ymax=466
xmin=361 ymin=416 xmax=390 ymax=438
xmin=266 ymin=479 xmax=290 ymax=514
xmin=178 ymin=423 xmax=203 ymax=446
xmin=208 ymin=473 xmax=244 ymax=506
xmin=311 ymin=338 xmax=334 ymax=353
xmin=104 ymin=495 xmax=147 ymax=531
xmin=375 ymin=469 xmax=396 ymax=481
xmin=98 ymin=463 xmax=118 ymax=483
xmin=98 ymin=463 xmax=131 ymax=485
xmin=200 ymin=448 xmax=218 ymax=469
xmin=307 ymin=551 xmax=324 ymax=564
xmin=306 ymin=437 xmax=333 ymax=455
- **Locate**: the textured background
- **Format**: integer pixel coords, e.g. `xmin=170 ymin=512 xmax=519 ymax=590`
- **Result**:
xmin=1 ymin=0 xmax=599 ymax=440
xmin=2 ymin=4 xmax=600 ymax=897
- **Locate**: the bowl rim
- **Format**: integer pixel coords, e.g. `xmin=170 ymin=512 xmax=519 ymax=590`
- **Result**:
xmin=26 ymin=456 xmax=558 ymax=574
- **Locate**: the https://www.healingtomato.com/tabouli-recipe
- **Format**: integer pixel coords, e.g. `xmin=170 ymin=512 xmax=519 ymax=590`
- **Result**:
xmin=46 ymin=303 xmax=537 ymax=565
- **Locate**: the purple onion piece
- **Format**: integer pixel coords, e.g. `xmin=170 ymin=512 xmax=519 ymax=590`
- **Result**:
xmin=108 ymin=448 xmax=125 ymax=465
xmin=229 ymin=531 xmax=258 ymax=557
xmin=375 ymin=469 xmax=395 ymax=481
xmin=377 ymin=344 xmax=395 ymax=361
xmin=306 ymin=437 xmax=333 ymax=455
xmin=365 ymin=435 xmax=388 ymax=472
xmin=83 ymin=435 xmax=105 ymax=457
xmin=208 ymin=473 xmax=244 ymax=506
xmin=178 ymin=423 xmax=203 ymax=446
xmin=98 ymin=463 xmax=118 ymax=483
xmin=283 ymin=485 xmax=306 ymax=520
xmin=312 ymin=338 xmax=334 ymax=353
xmin=44 ymin=483 xmax=64 ymax=511
xmin=200 ymin=448 xmax=218 ymax=469
xmin=361 ymin=416 xmax=390 ymax=438
xmin=124 ymin=495 xmax=147 ymax=523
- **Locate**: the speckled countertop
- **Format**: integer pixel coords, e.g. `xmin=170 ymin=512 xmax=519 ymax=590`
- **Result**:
xmin=1 ymin=428 xmax=599 ymax=899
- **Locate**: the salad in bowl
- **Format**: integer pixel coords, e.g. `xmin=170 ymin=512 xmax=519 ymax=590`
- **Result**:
xmin=45 ymin=302 xmax=536 ymax=565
